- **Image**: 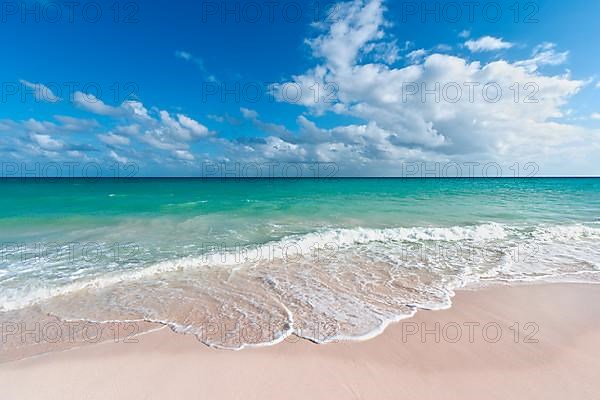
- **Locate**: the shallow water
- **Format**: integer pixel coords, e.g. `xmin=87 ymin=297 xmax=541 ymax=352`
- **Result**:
xmin=1 ymin=178 xmax=599 ymax=349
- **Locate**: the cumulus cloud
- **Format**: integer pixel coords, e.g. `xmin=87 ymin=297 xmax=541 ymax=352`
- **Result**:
xmin=307 ymin=0 xmax=387 ymax=71
xmin=0 ymin=116 xmax=102 ymax=161
xmin=2 ymin=89 xmax=213 ymax=168
xmin=464 ymin=36 xmax=513 ymax=52
xmin=104 ymin=105 xmax=214 ymax=163
xmin=251 ymin=0 xmax=598 ymax=174
xmin=71 ymin=90 xmax=212 ymax=159
xmin=3 ymin=0 xmax=597 ymax=175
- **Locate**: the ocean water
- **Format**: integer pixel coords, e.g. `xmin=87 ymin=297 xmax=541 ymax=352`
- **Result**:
xmin=1 ymin=178 xmax=599 ymax=349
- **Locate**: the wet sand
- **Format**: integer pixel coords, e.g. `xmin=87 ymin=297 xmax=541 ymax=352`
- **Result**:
xmin=1 ymin=283 xmax=600 ymax=399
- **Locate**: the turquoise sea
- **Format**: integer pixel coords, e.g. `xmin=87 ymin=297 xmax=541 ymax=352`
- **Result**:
xmin=1 ymin=178 xmax=599 ymax=349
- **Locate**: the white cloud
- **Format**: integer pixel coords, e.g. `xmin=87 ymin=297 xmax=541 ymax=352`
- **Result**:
xmin=109 ymin=150 xmax=128 ymax=164
xmin=175 ymin=50 xmax=216 ymax=81
xmin=258 ymin=0 xmax=598 ymax=174
xmin=207 ymin=114 xmax=225 ymax=123
xmin=52 ymin=115 xmax=99 ymax=132
xmin=98 ymin=133 xmax=131 ymax=146
xmin=2 ymin=94 xmax=214 ymax=167
xmin=515 ymin=42 xmax=569 ymax=72
xmin=73 ymin=92 xmax=152 ymax=122
xmin=9 ymin=116 xmax=98 ymax=136
xmin=21 ymin=119 xmax=56 ymax=135
xmin=19 ymin=80 xmax=61 ymax=103
xmin=364 ymin=40 xmax=400 ymax=64
xmin=177 ymin=114 xmax=210 ymax=137
xmin=115 ymin=124 xmax=141 ymax=135
xmin=464 ymin=36 xmax=513 ymax=52
xmin=175 ymin=50 xmax=192 ymax=61
xmin=173 ymin=149 xmax=195 ymax=161
xmin=124 ymin=108 xmax=214 ymax=162
xmin=240 ymin=108 xmax=258 ymax=119
xmin=250 ymin=136 xmax=307 ymax=161
xmin=72 ymin=88 xmax=212 ymax=162
xmin=66 ymin=150 xmax=85 ymax=159
xmin=406 ymin=49 xmax=427 ymax=63
xmin=458 ymin=30 xmax=470 ymax=39
xmin=307 ymin=0 xmax=387 ymax=70
xmin=122 ymin=101 xmax=151 ymax=120
xmin=240 ymin=107 xmax=292 ymax=136
xmin=30 ymin=133 xmax=64 ymax=151
xmin=73 ymin=91 xmax=124 ymax=116
xmin=3 ymin=0 xmax=597 ymax=175
xmin=435 ymin=44 xmax=452 ymax=52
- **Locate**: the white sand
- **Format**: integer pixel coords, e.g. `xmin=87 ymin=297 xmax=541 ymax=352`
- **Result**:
xmin=2 ymin=283 xmax=600 ymax=399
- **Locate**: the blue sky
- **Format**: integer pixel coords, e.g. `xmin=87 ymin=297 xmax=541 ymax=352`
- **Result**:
xmin=1 ymin=0 xmax=599 ymax=176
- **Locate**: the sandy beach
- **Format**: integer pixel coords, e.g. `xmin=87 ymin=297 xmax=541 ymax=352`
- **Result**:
xmin=1 ymin=283 xmax=599 ymax=399
xmin=3 ymin=0 xmax=599 ymax=397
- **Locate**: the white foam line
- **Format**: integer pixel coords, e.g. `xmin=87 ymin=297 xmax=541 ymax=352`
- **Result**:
xmin=0 ymin=223 xmax=511 ymax=311
xmin=2 ymin=222 xmax=599 ymax=314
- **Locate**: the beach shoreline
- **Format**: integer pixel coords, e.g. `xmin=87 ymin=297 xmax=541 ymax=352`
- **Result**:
xmin=2 ymin=282 xmax=599 ymax=399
